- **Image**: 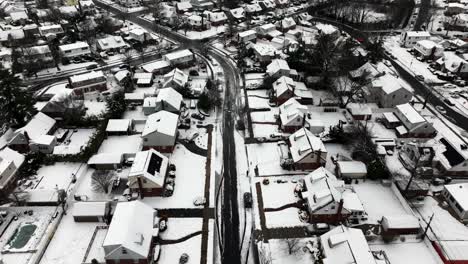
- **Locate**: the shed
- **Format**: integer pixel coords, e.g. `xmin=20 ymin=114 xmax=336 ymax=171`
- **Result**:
xmin=88 ymin=153 xmax=124 ymax=170
xmin=72 ymin=201 xmax=109 ymax=222
xmin=106 ymin=119 xmax=132 ymax=135
xmin=381 ymin=215 xmax=421 ymax=236
xmin=336 ymin=161 xmax=367 ymax=179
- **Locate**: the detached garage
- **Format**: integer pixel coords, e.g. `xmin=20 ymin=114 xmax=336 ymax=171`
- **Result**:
xmin=72 ymin=201 xmax=109 ymax=222
xmin=336 ymin=161 xmax=367 ymax=179
xmin=381 ymin=215 xmax=421 ymax=236
xmin=88 ymin=153 xmax=124 ymax=170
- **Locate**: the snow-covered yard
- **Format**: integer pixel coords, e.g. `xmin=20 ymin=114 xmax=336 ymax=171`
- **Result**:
xmin=246 ymin=142 xmax=300 ymax=177
xmin=253 ymin=124 xmax=280 ymax=138
xmin=268 ymin=238 xmax=316 ymax=264
xmin=369 ymin=241 xmax=442 ymax=264
xmin=265 ymin=208 xmax=308 ymax=229
xmin=98 ymin=135 xmax=142 ymax=155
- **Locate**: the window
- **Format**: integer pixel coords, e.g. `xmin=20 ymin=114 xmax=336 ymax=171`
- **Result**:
xmin=122 ymin=248 xmax=127 ymax=254
xmin=144 ymin=138 xmax=148 ymax=142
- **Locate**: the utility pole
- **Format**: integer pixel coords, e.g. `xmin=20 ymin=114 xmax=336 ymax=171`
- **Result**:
xmin=422 ymin=213 xmax=435 ymax=238
xmin=404 ymin=155 xmax=421 ymax=194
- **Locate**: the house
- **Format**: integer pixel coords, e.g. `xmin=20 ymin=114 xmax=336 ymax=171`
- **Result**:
xmin=400 ymin=31 xmax=431 ymax=48
xmin=176 ymin=2 xmax=192 ymax=14
xmin=245 ymin=3 xmax=262 ymax=15
xmin=256 ymin=23 xmax=282 ymax=39
xmin=229 ymin=7 xmax=245 ymax=22
xmin=103 ymin=201 xmax=158 ymax=263
xmin=10 ymin=11 xmax=28 ymax=24
xmin=205 ymin=11 xmax=227 ymax=26
xmin=38 ymin=24 xmax=64 ymax=37
xmin=450 ymin=13 xmax=468 ymax=30
xmin=346 ymin=103 xmax=372 ymax=121
xmin=266 ymin=59 xmax=290 ymax=78
xmin=436 ymin=137 xmax=468 ymax=177
xmin=163 ymin=49 xmax=194 ymax=67
xmin=251 ymin=43 xmax=277 ymax=63
xmin=72 ymin=202 xmax=109 ymax=222
xmin=128 ymin=150 xmax=169 ymax=196
xmin=320 ymin=226 xmax=378 ymax=264
xmin=437 ymin=51 xmax=468 ymax=77
xmin=96 ymin=36 xmax=128 ymax=52
xmin=302 ymin=167 xmax=366 ymax=224
xmin=190 ymin=0 xmax=214 ymax=10
xmin=289 ymin=128 xmax=327 ymax=170
xmin=442 ymin=183 xmax=468 ymax=223
xmin=29 ymin=135 xmax=57 ymax=154
xmin=88 ymin=153 xmax=124 ymax=170
xmin=414 ymin=40 xmax=444 ymax=59
xmin=237 ymin=30 xmax=256 ymax=43
xmin=142 ymin=111 xmax=178 ymax=152
xmin=155 ymin=88 xmax=183 ymax=113
xmin=446 ymin=2 xmax=466 ymax=15
xmin=115 ymin=70 xmax=130 ymax=84
xmin=0 ymin=29 xmax=24 ymax=46
xmin=128 ymin=28 xmax=153 ymax=43
xmin=382 ymin=112 xmax=401 ymax=129
xmin=119 ymin=0 xmax=141 ymax=8
xmin=8 ymin=112 xmax=57 ymax=152
xmin=273 ymin=76 xmax=295 ymax=105
xmin=394 ymin=103 xmax=436 ymax=138
xmin=259 ymin=0 xmax=276 ymax=10
xmin=133 ymin=72 xmax=153 ymax=87
xmin=336 ymin=161 xmax=367 ymax=179
xmin=23 ymin=45 xmax=53 ymax=65
xmin=78 ymin=0 xmax=95 ymax=14
xmin=0 ymin=147 xmax=25 ymax=191
xmin=315 ymin=23 xmax=340 ymax=39
xmin=279 ymin=98 xmax=309 ymax=133
xmin=370 ymin=74 xmax=413 ymax=108
xmin=187 ymin=15 xmax=210 ymax=31
xmin=106 ymin=119 xmax=132 ymax=135
xmin=59 ymin=6 xmax=79 ymax=18
xmin=279 ymin=17 xmax=296 ymax=31
xmin=381 ymin=215 xmax=421 ymax=237
xmin=68 ymin=71 xmax=107 ymax=95
xmin=141 ymin=60 xmax=171 ymax=74
xmin=163 ymin=68 xmax=189 ymax=89
xmin=59 ymin=41 xmax=91 ymax=59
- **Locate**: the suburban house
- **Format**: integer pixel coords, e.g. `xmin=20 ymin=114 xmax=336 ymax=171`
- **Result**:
xmin=133 ymin=72 xmax=153 ymax=87
xmin=251 ymin=43 xmax=277 ymax=63
xmin=289 ymin=128 xmax=327 ymax=170
xmin=369 ymin=74 xmax=413 ymax=108
xmin=96 ymin=36 xmax=128 ymax=52
xmin=266 ymin=59 xmax=290 ymax=78
xmin=346 ymin=103 xmax=372 ymax=121
xmin=302 ymin=167 xmax=366 ymax=224
xmin=78 ymin=0 xmax=95 ymax=14
xmin=128 ymin=28 xmax=153 ymax=43
xmin=38 ymin=24 xmax=64 ymax=36
xmin=414 ymin=40 xmax=444 ymax=59
xmin=394 ymin=103 xmax=436 ymax=138
xmin=400 ymin=31 xmax=431 ymax=48
xmin=141 ymin=60 xmax=171 ymax=74
xmin=320 ymin=225 xmax=379 ymax=264
xmin=436 ymin=137 xmax=468 ymax=177
xmin=336 ymin=161 xmax=368 ymax=179
xmin=143 ymin=88 xmax=182 ymax=115
xmin=228 ymin=7 xmax=246 ymax=22
xmin=163 ymin=68 xmax=189 ymax=90
xmin=245 ymin=3 xmax=262 ymax=15
xmin=273 ymin=76 xmax=295 ymax=105
xmin=187 ymin=15 xmax=210 ymax=31
xmin=103 ymin=201 xmax=158 ymax=264
xmin=237 ymin=30 xmax=256 ymax=43
xmin=442 ymin=183 xmax=468 ymax=223
xmin=191 ymin=0 xmax=214 ymax=10
xmin=450 ymin=13 xmax=468 ymax=30
xmin=59 ymin=41 xmax=91 ymax=59
xmin=68 ymin=71 xmax=107 ymax=95
xmin=0 ymin=147 xmax=25 ymax=191
xmin=256 ymin=23 xmax=281 ymax=39
xmin=163 ymin=49 xmax=194 ymax=67
xmin=128 ymin=150 xmax=169 ymax=196
xmin=278 ymin=17 xmax=296 ymax=31
xmin=142 ymin=111 xmax=178 ymax=152
xmin=205 ymin=11 xmax=227 ymax=26
xmin=29 ymin=135 xmax=57 ymax=154
xmin=118 ymin=0 xmax=141 ymax=8
xmin=278 ymin=98 xmax=309 ymax=133
xmin=72 ymin=201 xmax=109 ymax=222
xmin=106 ymin=119 xmax=132 ymax=136
xmin=436 ymin=51 xmax=468 ymax=77
xmin=381 ymin=215 xmax=421 ymax=238
xmin=8 ymin=112 xmax=57 ymax=152
xmin=176 ymin=2 xmax=192 ymax=14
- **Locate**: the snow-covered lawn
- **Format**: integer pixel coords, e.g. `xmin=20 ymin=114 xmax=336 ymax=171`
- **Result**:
xmin=53 ymin=128 xmax=96 ymax=155
xmin=261 ymin=181 xmax=300 ymax=208
xmin=159 ymin=231 xmax=202 ymax=264
xmin=142 ymin=144 xmax=207 ymax=209
xmin=307 ymin=108 xmax=348 ymax=129
xmin=268 ymin=238 xmax=315 ymax=264
xmin=352 ymin=181 xmax=409 ymax=223
xmin=160 ymin=218 xmax=202 ymax=240
xmin=123 ymin=105 xmax=147 ymax=121
xmin=265 ymin=207 xmax=308 ymax=228
xmin=248 ymin=97 xmax=270 ymax=109
xmin=369 ymin=241 xmax=442 ymax=264
xmin=323 ymin=143 xmax=352 ymax=172
xmin=98 ymin=135 xmax=142 ymax=155
xmin=251 ymin=110 xmax=278 ymax=123
xmin=246 ymin=142 xmax=300 ymax=176
xmin=33 ymin=163 xmax=83 ymax=191
xmin=253 ymin=124 xmax=280 ymax=138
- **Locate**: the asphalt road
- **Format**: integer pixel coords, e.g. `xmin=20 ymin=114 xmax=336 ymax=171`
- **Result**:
xmin=92 ymin=1 xmax=243 ymax=262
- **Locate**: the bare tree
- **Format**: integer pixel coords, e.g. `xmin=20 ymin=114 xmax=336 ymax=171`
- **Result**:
xmin=91 ymin=170 xmax=115 ymax=193
xmin=285 ymin=238 xmax=301 ymax=255
xmin=123 ymin=50 xmax=134 ymax=65
xmin=259 ymin=245 xmax=273 ymax=264
xmin=333 ymin=72 xmax=370 ymax=108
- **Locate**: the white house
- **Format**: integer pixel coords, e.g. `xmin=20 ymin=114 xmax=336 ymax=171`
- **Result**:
xmin=252 ymin=43 xmax=277 ymax=62
xmin=163 ymin=49 xmax=194 ymax=67
xmin=237 ymin=30 xmax=257 ymax=43
xmin=370 ymin=74 xmax=413 ymax=108
xmin=256 ymin=23 xmax=282 ymax=38
xmin=266 ymin=59 xmax=290 ymax=78
xmin=437 ymin=51 xmax=468 ymax=77
xmin=72 ymin=201 xmax=109 ymax=222
xmin=229 ymin=7 xmax=246 ymax=22
xmin=289 ymin=128 xmax=327 ymax=170
xmin=38 ymin=24 xmax=64 ymax=36
xmin=106 ymin=119 xmax=132 ymax=135
xmin=29 ymin=135 xmax=57 ymax=154
xmin=0 ymin=147 xmax=25 ymax=191
xmin=279 ymin=17 xmax=296 ymax=31
xmin=273 ymin=76 xmax=295 ymax=105
xmin=68 ymin=71 xmax=107 ymax=95
xmin=400 ymin=31 xmax=431 ymax=48
xmin=414 ymin=40 xmax=444 ymax=59
xmin=128 ymin=28 xmax=153 ymax=43
xmin=59 ymin=41 xmax=91 ymax=58
xmin=187 ymin=15 xmax=210 ymax=31
xmin=442 ymin=183 xmax=468 ymax=223
xmin=278 ymin=98 xmax=310 ymax=133
xmin=394 ymin=103 xmax=436 ymax=138
xmin=119 ymin=0 xmax=141 ymax=8
xmin=79 ymin=0 xmax=95 ymax=14
xmin=103 ymin=201 xmax=157 ymax=263
xmin=155 ymin=88 xmax=182 ymax=113
xmin=320 ymin=225 xmax=378 ymax=264
xmin=128 ymin=150 xmax=169 ymax=196
xmin=451 ymin=13 xmax=468 ymax=30
xmin=205 ymin=11 xmax=227 ymax=26
xmin=163 ymin=68 xmax=189 ymax=89
xmin=336 ymin=161 xmax=367 ymax=179
xmin=141 ymin=60 xmax=171 ymax=74
xmin=96 ymin=36 xmax=128 ymax=52
xmin=142 ymin=111 xmax=178 ymax=153
xmin=8 ymin=112 xmax=56 ymax=153
xmin=176 ymin=2 xmax=192 ymax=13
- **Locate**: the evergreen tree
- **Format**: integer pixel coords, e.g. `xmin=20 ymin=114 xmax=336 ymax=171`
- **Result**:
xmin=105 ymin=91 xmax=126 ymax=119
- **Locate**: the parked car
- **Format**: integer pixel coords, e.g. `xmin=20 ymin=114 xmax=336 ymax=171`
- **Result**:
xmin=415 ymin=75 xmax=425 ymax=82
xmin=159 ymin=219 xmax=167 ymax=232
xmin=153 ymin=244 xmax=161 ymax=262
xmin=444 ymin=98 xmax=455 ymax=106
xmin=86 ymin=64 xmax=98 ymax=70
xmin=179 ymin=253 xmax=189 ymax=264
xmin=243 ymin=192 xmax=252 ymax=208
xmin=193 ymin=197 xmax=206 ymax=206
xmin=436 ymin=105 xmax=447 ymax=114
xmin=191 ymin=113 xmax=205 ymax=121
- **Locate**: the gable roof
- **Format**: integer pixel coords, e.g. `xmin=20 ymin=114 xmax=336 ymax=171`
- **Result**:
xmin=13 ymin=112 xmax=56 ymax=141
xmin=156 ymin=88 xmax=182 ymax=111
xmin=142 ymin=111 xmax=178 ymax=137
xmin=266 ymin=59 xmax=290 ymax=76
xmin=396 ymin=103 xmax=425 ymax=124
xmin=289 ymin=128 xmax=326 ymax=163
xmin=163 ymin=68 xmax=188 ymax=87
xmin=128 ymin=149 xmax=168 ymax=187
xmin=273 ymin=76 xmax=295 ymax=97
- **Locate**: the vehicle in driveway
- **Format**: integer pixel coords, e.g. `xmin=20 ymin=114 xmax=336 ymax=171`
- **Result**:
xmin=243 ymin=192 xmax=252 ymax=208
xmin=191 ymin=113 xmax=205 ymax=120
xmin=436 ymin=105 xmax=447 ymax=114
xmin=444 ymin=98 xmax=455 ymax=106
xmin=86 ymin=64 xmax=98 ymax=70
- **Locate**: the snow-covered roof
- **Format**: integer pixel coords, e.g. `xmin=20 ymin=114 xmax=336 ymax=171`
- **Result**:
xmin=440 ymin=51 xmax=468 ymax=73
xmin=279 ymin=98 xmax=308 ymax=126
xmin=238 ymin=29 xmax=256 ymax=38
xmin=416 ymin=39 xmax=441 ymax=50
xmin=103 ymin=201 xmax=155 ymax=259
xmin=315 ymin=23 xmax=338 ymax=35
xmin=346 ymin=103 xmax=372 ymax=116
xmin=114 ymin=70 xmax=130 ymax=82
xmin=133 ymin=72 xmax=153 ymax=81
xmin=0 ymin=147 xmax=24 ymax=189
xmin=230 ymin=7 xmax=245 ymax=19
xmin=142 ymin=110 xmax=178 ymax=137
xmin=69 ymin=70 xmax=105 ymax=84
xmin=289 ymin=128 xmax=326 ymax=163
xmin=445 ymin=183 xmax=468 ymax=212
xmin=31 ymin=134 xmax=55 ymax=145
xmin=14 ymin=112 xmax=56 ymax=141
xmin=372 ymin=74 xmax=408 ymax=95
xmin=405 ymin=31 xmax=431 ymax=38
xmin=164 ymin=49 xmax=193 ymax=62
xmin=320 ymin=225 xmax=377 ymax=264
xmin=156 ymin=87 xmax=182 ymax=112
xmin=88 ymin=153 xmax=123 ymax=165
xmin=266 ymin=59 xmax=290 ymax=76
xmin=59 ymin=41 xmax=89 ymax=52
xmin=281 ymin=17 xmax=296 ymax=29
xmin=176 ymin=1 xmax=192 ymax=10
xmin=349 ymin=62 xmax=379 ymax=79
xmin=273 ymin=76 xmax=295 ymax=97
xmin=10 ymin=11 xmax=27 ymax=21
xmin=382 ymin=112 xmax=399 ymax=123
xmin=106 ymin=119 xmax=131 ymax=132
xmin=163 ymin=68 xmax=188 ymax=87
xmin=381 ymin=215 xmax=420 ymax=230
xmin=252 ymin=43 xmax=276 ymax=57
xmin=304 ymin=167 xmax=344 ymax=212
xmin=128 ymin=149 xmax=168 ymax=188
xmin=72 ymin=201 xmax=108 ymax=217
xmin=97 ymin=36 xmax=127 ymax=50
xmin=336 ymin=161 xmax=367 ymax=175
xmin=141 ymin=60 xmax=170 ymax=73
xmin=396 ymin=103 xmax=425 ymax=124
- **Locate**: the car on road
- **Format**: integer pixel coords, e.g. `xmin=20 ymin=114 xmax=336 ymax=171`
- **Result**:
xmin=444 ymin=98 xmax=455 ymax=106
xmin=153 ymin=244 xmax=161 ymax=262
xmin=436 ymin=105 xmax=447 ymax=114
xmin=191 ymin=113 xmax=205 ymax=121
xmin=415 ymin=75 xmax=425 ymax=82
xmin=243 ymin=192 xmax=252 ymax=208
xmin=86 ymin=64 xmax=98 ymax=70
